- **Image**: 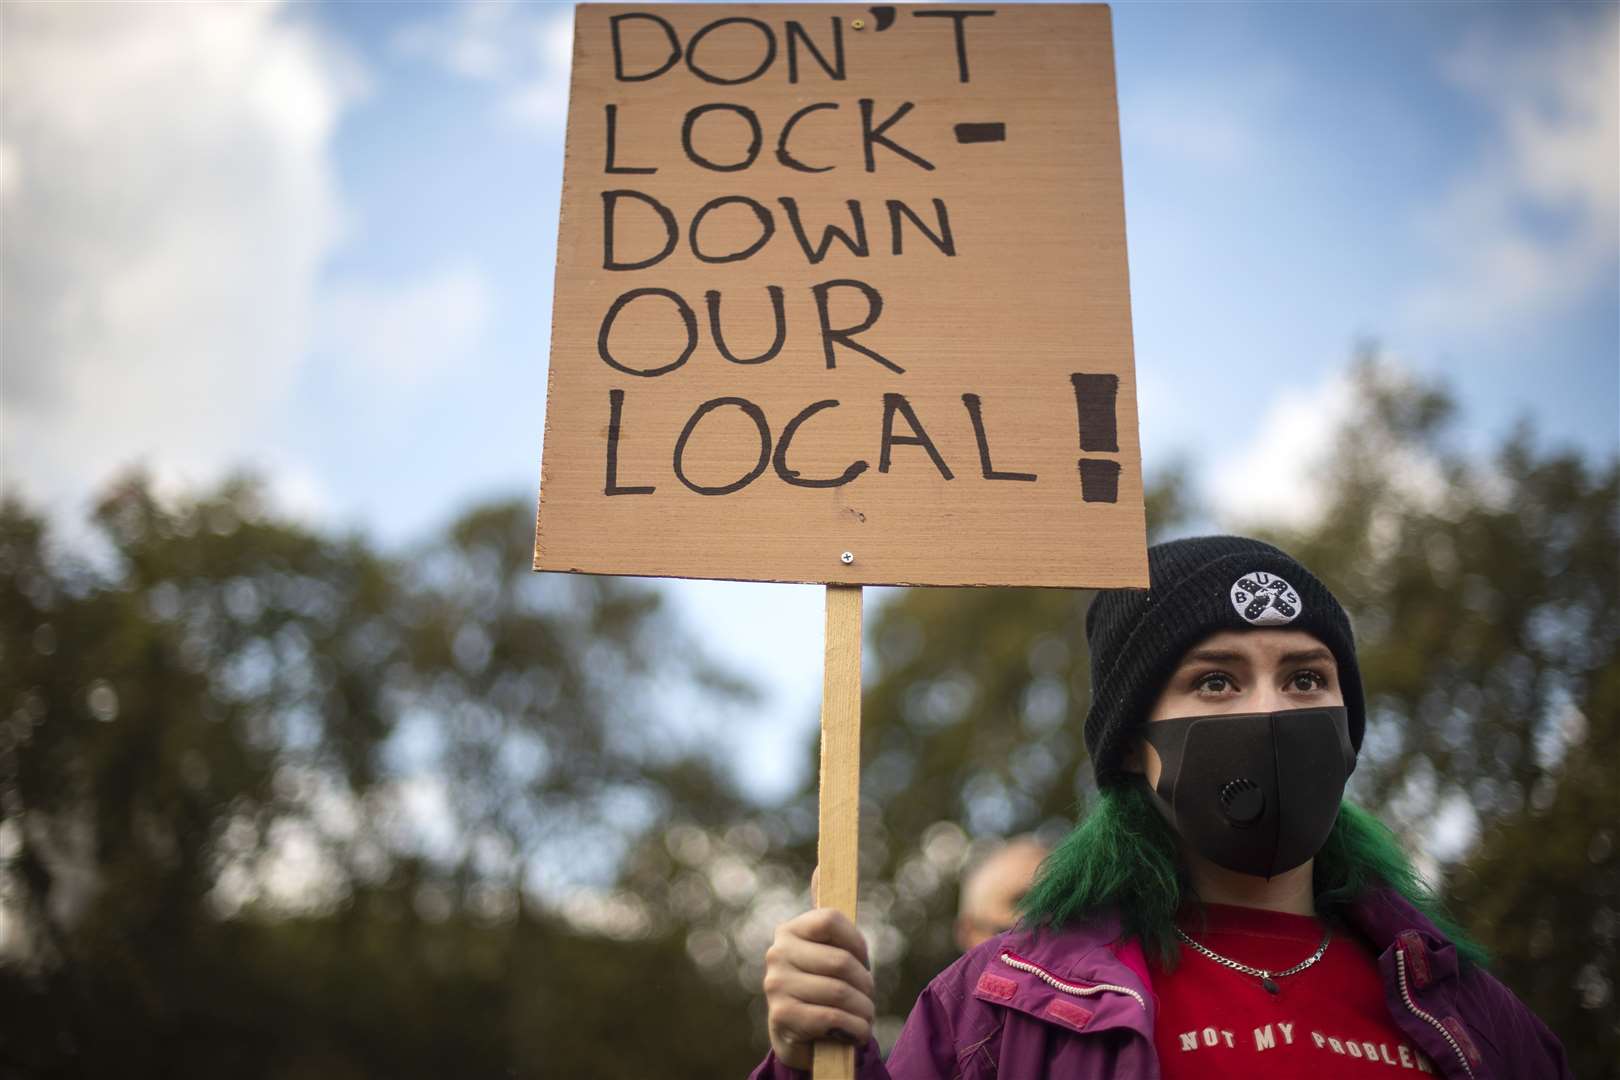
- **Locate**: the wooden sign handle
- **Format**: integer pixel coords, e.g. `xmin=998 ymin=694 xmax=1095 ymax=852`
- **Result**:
xmin=812 ymin=584 xmax=862 ymax=1080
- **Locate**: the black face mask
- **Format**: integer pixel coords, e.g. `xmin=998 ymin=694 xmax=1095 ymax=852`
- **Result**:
xmin=1141 ymin=707 xmax=1356 ymax=880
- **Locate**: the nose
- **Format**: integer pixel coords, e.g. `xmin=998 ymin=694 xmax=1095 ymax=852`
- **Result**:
xmin=1245 ymin=685 xmax=1292 ymax=714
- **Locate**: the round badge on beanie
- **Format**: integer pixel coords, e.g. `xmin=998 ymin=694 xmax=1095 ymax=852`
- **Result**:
xmin=1229 ymin=571 xmax=1301 ymax=625
xmin=1084 ymin=536 xmax=1365 ymax=787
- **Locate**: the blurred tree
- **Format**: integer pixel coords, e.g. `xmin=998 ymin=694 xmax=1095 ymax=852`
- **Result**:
xmin=717 ymin=357 xmax=1615 ymax=1072
xmin=0 ymin=476 xmax=759 ymax=1078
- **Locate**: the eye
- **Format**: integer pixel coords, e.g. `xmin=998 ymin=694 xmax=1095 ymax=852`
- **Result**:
xmin=1288 ymin=670 xmax=1327 ymax=693
xmin=1194 ymin=672 xmax=1237 ymax=695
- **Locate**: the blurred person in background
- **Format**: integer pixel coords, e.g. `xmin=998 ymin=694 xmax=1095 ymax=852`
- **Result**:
xmin=953 ymin=837 xmax=1049 ymax=954
xmin=752 ymin=536 xmax=1571 ymax=1079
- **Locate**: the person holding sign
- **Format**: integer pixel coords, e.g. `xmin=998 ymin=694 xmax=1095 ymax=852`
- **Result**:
xmin=752 ymin=536 xmax=1570 ymax=1078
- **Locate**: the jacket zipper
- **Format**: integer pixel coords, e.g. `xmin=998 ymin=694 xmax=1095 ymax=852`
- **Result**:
xmin=998 ymin=952 xmax=1147 ymax=1012
xmin=1395 ymin=946 xmax=1473 ymax=1079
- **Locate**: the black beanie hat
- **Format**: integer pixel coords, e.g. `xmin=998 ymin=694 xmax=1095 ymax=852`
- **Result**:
xmin=1084 ymin=535 xmax=1365 ymax=787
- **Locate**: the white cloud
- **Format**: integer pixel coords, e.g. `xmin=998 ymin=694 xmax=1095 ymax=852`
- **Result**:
xmin=1205 ymin=363 xmax=1453 ymax=533
xmin=393 ymin=0 xmax=574 ymax=131
xmin=320 ymin=265 xmax=493 ymax=387
xmin=0 ymin=1 xmax=362 ymax=521
xmin=1403 ymin=8 xmax=1619 ymax=334
xmin=1205 ymin=372 xmax=1356 ymax=530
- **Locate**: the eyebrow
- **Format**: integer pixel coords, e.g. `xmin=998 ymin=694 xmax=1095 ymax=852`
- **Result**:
xmin=1278 ymin=648 xmax=1337 ymax=667
xmin=1179 ymin=649 xmax=1247 ymax=666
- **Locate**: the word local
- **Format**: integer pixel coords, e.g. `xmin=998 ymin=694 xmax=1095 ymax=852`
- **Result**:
xmin=605 ymin=389 xmax=1034 ymax=496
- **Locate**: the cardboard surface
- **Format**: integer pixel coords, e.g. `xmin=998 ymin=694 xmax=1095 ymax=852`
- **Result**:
xmin=535 ymin=3 xmax=1148 ymax=588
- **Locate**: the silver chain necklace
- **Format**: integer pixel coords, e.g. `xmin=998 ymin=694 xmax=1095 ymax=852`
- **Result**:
xmin=1174 ymin=926 xmax=1332 ymax=994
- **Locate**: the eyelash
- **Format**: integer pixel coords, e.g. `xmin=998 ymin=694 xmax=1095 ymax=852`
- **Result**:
xmin=1289 ymin=670 xmax=1328 ymax=691
xmin=1192 ymin=670 xmax=1328 ymax=694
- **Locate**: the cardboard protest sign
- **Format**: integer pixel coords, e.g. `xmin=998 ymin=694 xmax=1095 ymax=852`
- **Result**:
xmin=535 ymin=3 xmax=1148 ymax=589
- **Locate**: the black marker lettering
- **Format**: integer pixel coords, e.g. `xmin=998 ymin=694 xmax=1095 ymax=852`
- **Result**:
xmin=1071 ymin=373 xmax=1121 ymax=503
xmin=598 ymin=287 xmax=697 ymax=377
xmin=610 ymin=13 xmax=681 ymax=82
xmin=1077 ymin=460 xmax=1120 ymax=503
xmin=785 ymin=18 xmax=845 ymax=83
xmin=673 ymin=397 xmax=772 ymax=495
xmin=604 ymin=105 xmax=656 ymax=174
xmin=605 ymin=389 xmax=656 ymax=495
xmin=773 ymin=399 xmax=869 ymax=487
xmin=1070 ymin=373 xmax=1120 ymax=451
xmin=780 ymin=198 xmax=869 ymax=264
xmin=602 ymin=189 xmax=677 ymax=270
xmin=887 ymin=198 xmax=955 ymax=256
xmin=706 ymin=287 xmax=786 ymax=365
xmin=912 ymin=9 xmax=996 ymax=83
xmin=879 ymin=393 xmax=953 ymax=479
xmin=812 ymin=279 xmax=901 ymax=373
xmin=685 ymin=17 xmax=776 ymax=85
xmin=962 ymin=394 xmax=1036 ymax=481
xmin=859 ymin=99 xmax=935 ymax=172
xmin=953 ymin=122 xmax=1005 ymax=144
xmin=689 ymin=195 xmax=775 ymax=263
xmin=777 ymin=102 xmax=838 ymax=173
xmin=681 ymin=103 xmax=763 ymax=172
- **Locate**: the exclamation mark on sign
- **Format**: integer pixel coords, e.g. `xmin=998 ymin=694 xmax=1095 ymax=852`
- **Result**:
xmin=1070 ymin=373 xmax=1120 ymax=503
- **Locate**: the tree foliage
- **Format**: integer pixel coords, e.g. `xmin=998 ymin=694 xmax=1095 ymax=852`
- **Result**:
xmin=0 ymin=476 xmax=758 ymax=1078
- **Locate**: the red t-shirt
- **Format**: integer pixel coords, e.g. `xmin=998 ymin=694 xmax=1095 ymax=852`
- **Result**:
xmin=1149 ymin=903 xmax=1439 ymax=1076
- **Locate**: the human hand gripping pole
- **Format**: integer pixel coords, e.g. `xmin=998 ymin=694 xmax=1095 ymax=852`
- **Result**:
xmin=762 ymin=904 xmax=876 ymax=1073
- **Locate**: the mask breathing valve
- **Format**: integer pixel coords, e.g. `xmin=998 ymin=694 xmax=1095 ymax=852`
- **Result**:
xmin=1219 ymin=778 xmax=1265 ymax=827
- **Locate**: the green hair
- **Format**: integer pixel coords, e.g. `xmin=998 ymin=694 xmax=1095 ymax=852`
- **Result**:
xmin=1020 ymin=784 xmax=1488 ymax=970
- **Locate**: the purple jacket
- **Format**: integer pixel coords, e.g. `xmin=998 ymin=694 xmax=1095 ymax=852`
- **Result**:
xmin=750 ymin=889 xmax=1569 ymax=1080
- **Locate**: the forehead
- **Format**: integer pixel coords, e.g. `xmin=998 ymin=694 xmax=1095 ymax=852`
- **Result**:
xmin=1174 ymin=628 xmax=1336 ymax=666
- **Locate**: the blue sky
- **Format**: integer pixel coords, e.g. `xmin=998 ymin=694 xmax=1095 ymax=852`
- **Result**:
xmin=5 ymin=1 xmax=1616 ymax=801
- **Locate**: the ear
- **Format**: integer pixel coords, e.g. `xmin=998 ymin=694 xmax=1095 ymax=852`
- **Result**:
xmin=1128 ymin=738 xmax=1165 ymax=788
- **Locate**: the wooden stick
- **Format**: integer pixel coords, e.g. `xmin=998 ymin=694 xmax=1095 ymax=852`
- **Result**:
xmin=812 ymin=584 xmax=863 ymax=1080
